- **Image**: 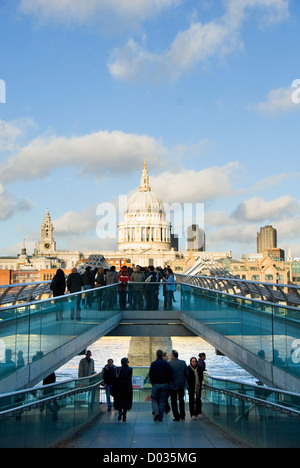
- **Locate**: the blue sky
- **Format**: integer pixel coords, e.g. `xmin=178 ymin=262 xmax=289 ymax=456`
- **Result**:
xmin=0 ymin=0 xmax=300 ymax=259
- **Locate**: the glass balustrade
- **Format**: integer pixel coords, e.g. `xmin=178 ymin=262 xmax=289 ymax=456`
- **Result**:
xmin=178 ymin=283 xmax=300 ymax=380
xmin=0 ymin=373 xmax=102 ymax=448
xmin=202 ymin=375 xmax=300 ymax=448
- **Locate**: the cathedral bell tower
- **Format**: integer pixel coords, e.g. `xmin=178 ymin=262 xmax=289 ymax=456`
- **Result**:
xmin=37 ymin=208 xmax=56 ymax=256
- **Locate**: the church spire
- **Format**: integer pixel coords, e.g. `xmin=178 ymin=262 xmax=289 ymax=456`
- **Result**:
xmin=139 ymin=159 xmax=151 ymax=192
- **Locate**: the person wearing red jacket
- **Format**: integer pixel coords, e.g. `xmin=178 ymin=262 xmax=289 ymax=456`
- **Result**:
xmin=118 ymin=267 xmax=130 ymax=310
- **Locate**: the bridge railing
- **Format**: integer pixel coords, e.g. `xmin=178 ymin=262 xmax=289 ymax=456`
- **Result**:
xmin=176 ymin=273 xmax=300 ymax=307
xmin=0 ymin=372 xmax=103 ymax=448
xmin=177 ymin=280 xmax=300 ymax=383
xmin=0 ymin=281 xmax=52 ymax=308
xmin=202 ymin=375 xmax=300 ymax=448
xmin=0 ymin=283 xmax=122 ymax=384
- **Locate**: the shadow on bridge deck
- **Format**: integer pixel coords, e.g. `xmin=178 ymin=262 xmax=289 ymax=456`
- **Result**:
xmin=55 ymin=402 xmax=248 ymax=449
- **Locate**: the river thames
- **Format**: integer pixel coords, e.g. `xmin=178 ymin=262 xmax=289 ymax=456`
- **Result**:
xmin=55 ymin=335 xmax=257 ymax=385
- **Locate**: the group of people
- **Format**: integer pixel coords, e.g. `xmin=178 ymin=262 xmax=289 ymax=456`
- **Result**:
xmin=149 ymin=350 xmax=206 ymax=422
xmin=50 ymin=264 xmax=176 ymax=319
xmin=50 ymin=266 xmax=97 ymax=320
xmin=112 ymin=264 xmax=176 ymax=311
xmin=78 ymin=349 xmax=207 ymax=423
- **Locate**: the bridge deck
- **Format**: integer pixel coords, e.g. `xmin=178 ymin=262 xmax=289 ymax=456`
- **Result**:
xmin=56 ymin=402 xmax=248 ymax=449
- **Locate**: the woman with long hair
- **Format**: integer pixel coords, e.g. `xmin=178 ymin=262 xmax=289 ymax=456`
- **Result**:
xmin=186 ymin=356 xmax=204 ymax=420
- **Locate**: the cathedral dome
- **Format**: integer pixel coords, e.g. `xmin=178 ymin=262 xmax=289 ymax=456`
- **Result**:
xmin=118 ymin=160 xmax=171 ymax=252
xmin=127 ymin=190 xmax=164 ymax=213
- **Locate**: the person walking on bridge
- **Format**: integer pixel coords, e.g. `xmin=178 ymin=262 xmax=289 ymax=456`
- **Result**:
xmin=169 ymin=350 xmax=188 ymax=421
xmin=113 ymin=358 xmax=133 ymax=422
xmin=102 ymin=358 xmax=117 ymax=412
xmin=186 ymin=357 xmax=203 ymax=419
xmin=78 ymin=350 xmax=95 ymax=378
xmin=50 ymin=268 xmax=66 ymax=321
xmin=67 ymin=267 xmax=83 ymax=320
xmin=149 ymin=349 xmax=172 ymax=422
xmin=130 ymin=265 xmax=145 ymax=310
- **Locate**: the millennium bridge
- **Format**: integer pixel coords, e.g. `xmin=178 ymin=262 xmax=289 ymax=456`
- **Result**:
xmin=0 ymin=271 xmax=299 ymax=448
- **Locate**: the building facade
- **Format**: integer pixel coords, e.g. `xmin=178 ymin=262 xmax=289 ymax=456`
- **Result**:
xmin=257 ymin=225 xmax=277 ymax=253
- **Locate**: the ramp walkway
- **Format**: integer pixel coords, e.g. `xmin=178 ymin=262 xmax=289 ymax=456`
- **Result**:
xmin=57 ymin=402 xmax=247 ymax=449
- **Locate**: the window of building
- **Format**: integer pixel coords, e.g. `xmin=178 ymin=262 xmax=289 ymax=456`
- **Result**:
xmin=265 ymin=274 xmax=274 ymax=282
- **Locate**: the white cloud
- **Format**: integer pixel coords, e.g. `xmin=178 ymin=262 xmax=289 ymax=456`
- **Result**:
xmin=0 ymin=118 xmax=37 ymax=153
xmin=276 ymin=215 xmax=300 ymax=240
xmin=108 ymin=16 xmax=240 ymax=83
xmin=0 ymin=184 xmax=32 ymax=221
xmin=0 ymin=128 xmax=168 ymax=184
xmin=54 ymin=207 xmax=97 ymax=236
xmin=233 ymin=195 xmax=299 ymax=222
xmin=108 ymin=0 xmax=290 ymax=83
xmin=205 ymin=210 xmax=235 ymax=227
xmin=251 ymin=85 xmax=300 ymax=116
xmin=53 ymin=206 xmax=119 ymax=251
xmin=19 ymin=0 xmax=182 ymax=26
xmin=225 ymin=0 xmax=290 ymax=28
xmin=208 ymin=223 xmax=257 ymax=246
xmin=150 ymin=162 xmax=242 ymax=204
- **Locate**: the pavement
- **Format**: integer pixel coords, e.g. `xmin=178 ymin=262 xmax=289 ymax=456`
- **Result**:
xmin=56 ymin=402 xmax=249 ymax=449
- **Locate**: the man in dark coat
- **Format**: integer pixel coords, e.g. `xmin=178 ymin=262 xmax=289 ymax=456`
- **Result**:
xmin=67 ymin=268 xmax=83 ymax=320
xmin=82 ymin=266 xmax=95 ymax=308
xmin=102 ymin=358 xmax=117 ymax=411
xmin=149 ymin=349 xmax=172 ymax=422
xmin=113 ymin=358 xmax=133 ymax=422
xmin=169 ymin=350 xmax=188 ymax=421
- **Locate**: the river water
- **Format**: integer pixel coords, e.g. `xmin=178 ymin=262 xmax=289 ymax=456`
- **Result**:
xmin=55 ymin=335 xmax=257 ymax=385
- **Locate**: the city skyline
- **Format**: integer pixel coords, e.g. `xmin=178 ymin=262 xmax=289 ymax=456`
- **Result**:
xmin=1 ymin=0 xmax=300 ymax=258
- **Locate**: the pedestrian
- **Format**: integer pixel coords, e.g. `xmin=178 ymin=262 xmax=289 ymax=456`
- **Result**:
xmin=169 ymin=350 xmax=188 ymax=421
xmin=50 ymin=268 xmax=66 ymax=321
xmin=118 ymin=266 xmax=130 ymax=310
xmin=127 ymin=267 xmax=134 ymax=308
xmin=162 ymin=268 xmax=175 ymax=310
xmin=102 ymin=358 xmax=117 ymax=411
xmin=95 ymin=267 xmax=106 ymax=310
xmin=17 ymin=350 xmax=25 ymax=369
xmin=198 ymin=353 xmax=206 ymax=372
xmin=145 ymin=265 xmax=159 ymax=310
xmin=82 ymin=266 xmax=95 ymax=308
xmin=149 ymin=349 xmax=172 ymax=422
xmin=163 ymin=352 xmax=171 ymax=414
xmin=106 ymin=266 xmax=119 ymax=309
xmin=78 ymin=350 xmax=95 ymax=378
xmin=130 ymin=265 xmax=145 ymax=310
xmin=67 ymin=267 xmax=83 ymax=320
xmin=186 ymin=357 xmax=203 ymax=419
xmin=113 ymin=357 xmax=133 ymax=422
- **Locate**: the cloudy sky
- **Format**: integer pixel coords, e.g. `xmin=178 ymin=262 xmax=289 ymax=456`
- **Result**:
xmin=1 ymin=0 xmax=300 ymax=258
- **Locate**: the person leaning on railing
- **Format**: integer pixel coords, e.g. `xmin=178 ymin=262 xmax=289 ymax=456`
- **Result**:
xmin=162 ymin=268 xmax=175 ymax=310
